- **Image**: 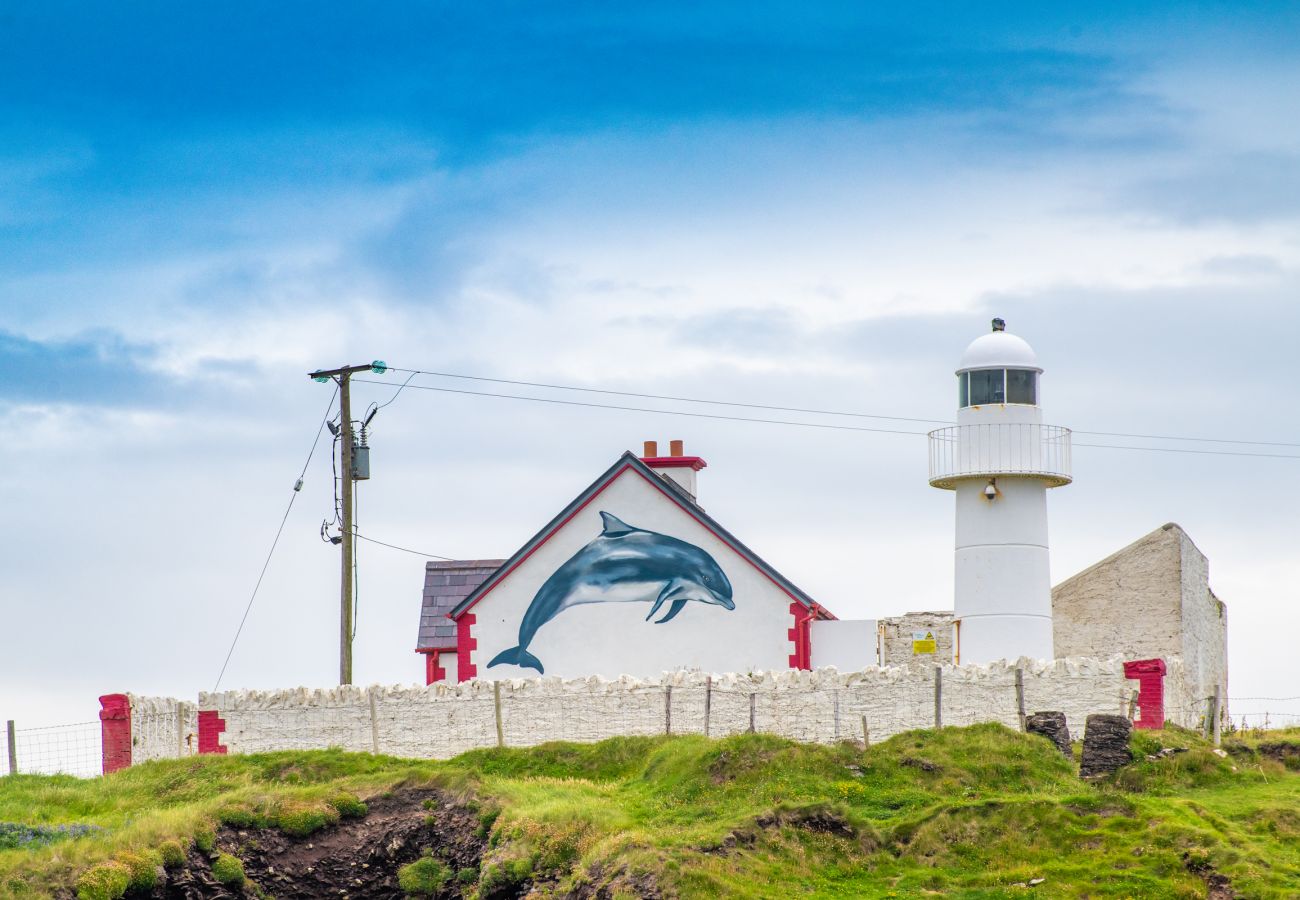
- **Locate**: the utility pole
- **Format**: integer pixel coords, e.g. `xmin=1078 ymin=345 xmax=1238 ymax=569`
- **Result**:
xmin=309 ymin=361 xmax=385 ymax=685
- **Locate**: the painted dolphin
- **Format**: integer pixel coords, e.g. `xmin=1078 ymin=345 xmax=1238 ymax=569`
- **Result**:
xmin=487 ymin=511 xmax=735 ymax=674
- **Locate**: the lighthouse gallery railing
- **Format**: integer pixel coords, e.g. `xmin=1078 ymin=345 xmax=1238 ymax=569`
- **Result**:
xmin=927 ymin=423 xmax=1072 ymax=489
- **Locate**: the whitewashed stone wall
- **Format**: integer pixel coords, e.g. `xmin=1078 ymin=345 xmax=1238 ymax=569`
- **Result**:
xmin=185 ymin=656 xmax=1137 ymax=760
xmin=1178 ymin=535 xmax=1228 ymax=724
xmin=1051 ymin=522 xmax=1227 ymax=728
xmin=128 ymin=694 xmax=198 ymax=763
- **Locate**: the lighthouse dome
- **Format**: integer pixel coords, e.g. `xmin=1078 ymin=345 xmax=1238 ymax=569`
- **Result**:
xmin=957 ymin=328 xmax=1041 ymax=373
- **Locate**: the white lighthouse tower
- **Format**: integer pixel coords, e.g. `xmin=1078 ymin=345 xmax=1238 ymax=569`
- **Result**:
xmin=927 ymin=318 xmax=1072 ymax=665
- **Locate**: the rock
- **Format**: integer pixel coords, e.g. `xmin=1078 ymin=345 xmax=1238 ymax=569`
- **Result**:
xmin=1080 ymin=714 xmax=1133 ymax=777
xmin=1025 ymin=712 xmax=1072 ymax=757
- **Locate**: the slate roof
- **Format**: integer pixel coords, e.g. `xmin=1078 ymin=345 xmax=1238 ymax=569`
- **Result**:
xmin=450 ymin=451 xmax=833 ymax=620
xmin=416 ymin=559 xmax=505 ymax=651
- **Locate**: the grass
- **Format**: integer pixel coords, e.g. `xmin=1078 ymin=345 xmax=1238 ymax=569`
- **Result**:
xmin=2 ymin=725 xmax=1299 ymax=898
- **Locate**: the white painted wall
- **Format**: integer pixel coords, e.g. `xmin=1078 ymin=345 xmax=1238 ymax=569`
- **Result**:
xmin=466 ymin=467 xmax=799 ymax=680
xmin=128 ymin=694 xmax=197 ymax=763
xmin=810 ymin=620 xmax=877 ymax=670
xmin=182 ymin=655 xmax=1146 ymax=761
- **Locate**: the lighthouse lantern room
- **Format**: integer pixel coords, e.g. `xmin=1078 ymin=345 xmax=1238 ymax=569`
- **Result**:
xmin=928 ymin=319 xmax=1072 ymax=665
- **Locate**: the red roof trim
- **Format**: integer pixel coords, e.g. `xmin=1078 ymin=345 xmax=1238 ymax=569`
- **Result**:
xmin=451 ymin=457 xmax=825 ymax=619
xmin=641 ymin=456 xmax=707 ymax=471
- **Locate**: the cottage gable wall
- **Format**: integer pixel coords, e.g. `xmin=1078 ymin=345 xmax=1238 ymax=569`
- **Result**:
xmin=463 ymin=466 xmax=803 ymax=680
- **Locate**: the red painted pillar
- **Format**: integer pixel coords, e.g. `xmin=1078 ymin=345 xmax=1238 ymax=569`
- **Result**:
xmin=787 ymin=603 xmax=812 ymax=670
xmin=98 ymin=694 xmax=132 ymax=774
xmin=1123 ymin=658 xmax=1167 ymax=730
xmin=456 ymin=613 xmax=478 ymax=682
xmin=197 ymin=710 xmax=228 ymax=754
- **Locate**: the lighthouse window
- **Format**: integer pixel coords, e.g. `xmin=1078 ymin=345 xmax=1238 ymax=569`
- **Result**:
xmin=968 ymin=369 xmax=1005 ymax=405
xmin=1006 ymin=369 xmax=1037 ymax=405
xmin=958 ymin=372 xmax=969 ymax=407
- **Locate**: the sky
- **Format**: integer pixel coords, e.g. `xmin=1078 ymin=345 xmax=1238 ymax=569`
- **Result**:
xmin=3 ymin=2 xmax=1299 ymax=737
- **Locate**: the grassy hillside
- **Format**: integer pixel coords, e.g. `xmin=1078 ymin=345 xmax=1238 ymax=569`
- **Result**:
xmin=2 ymin=724 xmax=1298 ymax=898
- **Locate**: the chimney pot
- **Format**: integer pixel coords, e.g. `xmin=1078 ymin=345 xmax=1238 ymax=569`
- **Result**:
xmin=643 ymin=440 xmax=658 ymax=457
xmin=669 ymin=439 xmax=684 ymax=457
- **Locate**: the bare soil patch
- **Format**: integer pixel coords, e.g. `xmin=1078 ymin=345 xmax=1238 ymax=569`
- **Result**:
xmin=156 ymin=788 xmax=489 ymax=899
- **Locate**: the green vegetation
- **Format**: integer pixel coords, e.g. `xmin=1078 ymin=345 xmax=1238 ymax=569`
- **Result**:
xmin=1 ymin=725 xmax=1298 ymax=898
xmin=210 ymin=853 xmax=245 ymax=886
xmin=397 ymin=854 xmax=451 ymax=895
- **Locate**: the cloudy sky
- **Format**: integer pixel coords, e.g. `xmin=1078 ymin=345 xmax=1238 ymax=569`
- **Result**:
xmin=3 ymin=3 xmax=1298 ymax=732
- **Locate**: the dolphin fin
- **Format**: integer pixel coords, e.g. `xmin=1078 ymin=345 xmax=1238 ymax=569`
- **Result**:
xmin=599 ymin=511 xmax=639 ymax=536
xmin=645 ymin=594 xmax=666 ymax=621
xmin=655 ymin=598 xmax=688 ymax=624
xmin=487 ymin=646 xmax=544 ymax=674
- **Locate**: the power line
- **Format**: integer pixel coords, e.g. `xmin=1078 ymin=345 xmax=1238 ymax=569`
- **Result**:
xmin=385 ymin=367 xmax=950 ymax=426
xmin=213 ymin=387 xmax=338 ymax=692
xmin=354 ymin=379 xmax=1300 ymax=460
xmin=385 ymin=367 xmax=1300 ymax=449
xmin=352 ymin=380 xmax=928 ymax=437
xmin=355 ymin=532 xmax=453 ymax=560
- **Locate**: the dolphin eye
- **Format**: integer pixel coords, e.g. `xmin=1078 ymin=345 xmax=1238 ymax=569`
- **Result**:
xmin=703 ymin=575 xmax=713 ymax=585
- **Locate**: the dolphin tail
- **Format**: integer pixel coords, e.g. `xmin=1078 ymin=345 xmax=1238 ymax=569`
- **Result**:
xmin=488 ymin=646 xmax=545 ymax=674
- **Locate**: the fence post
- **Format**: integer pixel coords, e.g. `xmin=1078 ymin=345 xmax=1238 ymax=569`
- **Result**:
xmin=1015 ymin=668 xmax=1026 ymax=731
xmin=176 ymin=706 xmax=186 ymax=758
xmin=1206 ymin=686 xmax=1216 ymax=743
xmin=368 ymin=688 xmax=380 ymax=755
xmin=833 ymin=690 xmax=841 ymax=742
xmin=704 ymin=677 xmax=712 ymax=738
xmin=934 ymin=666 xmax=943 ymax=729
xmin=861 ymin=715 xmax=869 ymax=748
xmin=748 ymin=693 xmax=756 ymax=734
xmin=493 ymin=682 xmax=504 ymax=749
xmin=665 ymin=686 xmax=673 ymax=735
xmin=1209 ymin=686 xmax=1222 ymax=747
xmin=6 ymin=720 xmax=15 ymax=775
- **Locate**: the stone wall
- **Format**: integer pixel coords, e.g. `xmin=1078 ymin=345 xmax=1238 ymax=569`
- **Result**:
xmin=128 ymin=694 xmax=198 ymax=763
xmin=879 ymin=611 xmax=955 ymax=667
xmin=163 ymin=657 xmax=1140 ymax=761
xmin=1178 ymin=535 xmax=1228 ymax=726
xmin=1051 ymin=523 xmax=1228 ymax=727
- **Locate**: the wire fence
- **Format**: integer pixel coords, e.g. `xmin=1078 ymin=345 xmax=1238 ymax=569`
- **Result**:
xmin=2 ymin=720 xmax=103 ymax=779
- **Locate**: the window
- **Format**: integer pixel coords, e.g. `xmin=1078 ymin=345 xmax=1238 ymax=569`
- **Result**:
xmin=958 ymin=372 xmax=969 ymax=407
xmin=968 ymin=369 xmax=1005 ymax=405
xmin=1006 ymin=369 xmax=1037 ymax=405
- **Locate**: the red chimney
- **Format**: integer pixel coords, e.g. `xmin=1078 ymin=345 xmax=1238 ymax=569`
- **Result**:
xmin=640 ymin=439 xmax=707 ymax=500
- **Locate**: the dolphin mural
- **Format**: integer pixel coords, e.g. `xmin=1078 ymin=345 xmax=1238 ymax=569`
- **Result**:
xmin=487 ymin=511 xmax=735 ymax=674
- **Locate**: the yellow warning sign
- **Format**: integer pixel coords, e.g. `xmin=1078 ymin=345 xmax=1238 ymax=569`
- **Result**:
xmin=912 ymin=631 xmax=937 ymax=654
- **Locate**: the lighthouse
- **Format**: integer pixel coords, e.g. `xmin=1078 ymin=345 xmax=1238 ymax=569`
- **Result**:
xmin=927 ymin=319 xmax=1072 ymax=665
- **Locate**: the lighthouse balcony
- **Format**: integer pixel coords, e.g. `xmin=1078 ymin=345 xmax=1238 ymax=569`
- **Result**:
xmin=928 ymin=423 xmax=1072 ymax=489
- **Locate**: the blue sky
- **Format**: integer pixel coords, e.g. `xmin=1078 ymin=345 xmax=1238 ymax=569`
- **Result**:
xmin=3 ymin=3 xmax=1299 ymax=734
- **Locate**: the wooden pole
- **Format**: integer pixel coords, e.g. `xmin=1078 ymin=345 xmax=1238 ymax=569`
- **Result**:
xmin=665 ymin=686 xmax=673 ymax=735
xmin=1210 ymin=686 xmax=1222 ymax=747
xmin=833 ymin=690 xmax=841 ymax=742
xmin=6 ymin=720 xmax=16 ymax=775
xmin=934 ymin=666 xmax=943 ymax=729
xmin=748 ymin=693 xmax=756 ymax=734
xmin=1015 ymin=668 xmax=1026 ymax=732
xmin=493 ymin=682 xmax=505 ymax=748
xmin=861 ymin=715 xmax=870 ymax=748
xmin=309 ymin=362 xmax=378 ymax=686
xmin=704 ymin=676 xmax=712 ymax=738
xmin=368 ymin=689 xmax=380 ymax=754
xmin=176 ymin=706 xmax=186 ymax=758
xmin=339 ymin=373 xmax=355 ymax=686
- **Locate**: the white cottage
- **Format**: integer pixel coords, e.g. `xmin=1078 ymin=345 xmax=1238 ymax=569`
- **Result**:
xmin=415 ymin=442 xmax=835 ymax=683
